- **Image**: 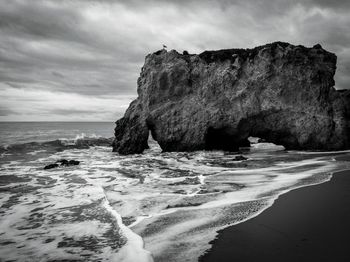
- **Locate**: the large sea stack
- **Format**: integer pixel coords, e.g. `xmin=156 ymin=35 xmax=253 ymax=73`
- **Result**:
xmin=113 ymin=42 xmax=350 ymax=154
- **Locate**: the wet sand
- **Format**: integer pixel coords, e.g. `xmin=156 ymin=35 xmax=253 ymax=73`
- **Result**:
xmin=200 ymin=157 xmax=350 ymax=262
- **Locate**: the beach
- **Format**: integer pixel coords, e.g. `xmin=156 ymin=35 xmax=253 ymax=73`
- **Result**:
xmin=1 ymin=122 xmax=350 ymax=261
xmin=200 ymin=155 xmax=350 ymax=262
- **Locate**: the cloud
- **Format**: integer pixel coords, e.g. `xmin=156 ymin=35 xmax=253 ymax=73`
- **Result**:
xmin=0 ymin=106 xmax=16 ymax=116
xmin=0 ymin=84 xmax=134 ymax=121
xmin=0 ymin=0 xmax=349 ymax=120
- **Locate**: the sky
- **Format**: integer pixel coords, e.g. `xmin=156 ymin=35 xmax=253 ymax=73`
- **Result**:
xmin=0 ymin=0 xmax=349 ymax=121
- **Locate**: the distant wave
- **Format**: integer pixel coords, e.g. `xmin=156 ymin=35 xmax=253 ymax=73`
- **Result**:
xmin=0 ymin=134 xmax=114 ymax=154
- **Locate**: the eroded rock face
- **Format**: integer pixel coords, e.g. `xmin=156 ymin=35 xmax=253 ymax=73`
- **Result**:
xmin=113 ymin=42 xmax=350 ymax=154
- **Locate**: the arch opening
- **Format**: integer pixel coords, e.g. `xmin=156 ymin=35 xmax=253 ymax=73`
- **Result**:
xmin=238 ymin=116 xmax=294 ymax=150
xmin=146 ymin=119 xmax=162 ymax=152
xmin=205 ymin=126 xmax=250 ymax=152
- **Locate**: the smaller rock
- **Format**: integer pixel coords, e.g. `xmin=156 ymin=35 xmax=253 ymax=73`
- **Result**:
xmin=56 ymin=159 xmax=80 ymax=166
xmin=67 ymin=160 xmax=80 ymax=166
xmin=233 ymin=155 xmax=248 ymax=161
xmin=56 ymin=159 xmax=69 ymax=165
xmin=44 ymin=159 xmax=80 ymax=170
xmin=44 ymin=163 xmax=59 ymax=170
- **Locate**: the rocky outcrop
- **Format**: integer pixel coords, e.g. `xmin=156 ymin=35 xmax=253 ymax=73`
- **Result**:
xmin=44 ymin=159 xmax=80 ymax=170
xmin=113 ymin=42 xmax=350 ymax=154
xmin=338 ymin=89 xmax=350 ymax=137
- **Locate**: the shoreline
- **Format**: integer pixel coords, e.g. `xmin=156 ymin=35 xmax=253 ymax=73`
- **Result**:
xmin=200 ymin=156 xmax=350 ymax=262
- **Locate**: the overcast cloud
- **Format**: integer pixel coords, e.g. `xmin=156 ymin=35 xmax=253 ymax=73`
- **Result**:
xmin=0 ymin=0 xmax=349 ymax=121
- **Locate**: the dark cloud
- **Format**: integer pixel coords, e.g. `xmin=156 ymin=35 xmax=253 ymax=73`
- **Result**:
xmin=0 ymin=0 xmax=145 ymax=98
xmin=0 ymin=106 xmax=15 ymax=116
xmin=307 ymin=0 xmax=350 ymax=9
xmin=52 ymin=71 xmax=65 ymax=78
xmin=0 ymin=1 xmax=82 ymax=41
xmin=0 ymin=0 xmax=349 ymax=120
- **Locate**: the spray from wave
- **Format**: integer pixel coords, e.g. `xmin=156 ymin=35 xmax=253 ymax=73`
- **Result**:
xmin=0 ymin=133 xmax=113 ymax=156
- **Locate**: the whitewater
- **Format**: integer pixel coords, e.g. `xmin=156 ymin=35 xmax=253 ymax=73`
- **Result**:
xmin=0 ymin=122 xmax=349 ymax=262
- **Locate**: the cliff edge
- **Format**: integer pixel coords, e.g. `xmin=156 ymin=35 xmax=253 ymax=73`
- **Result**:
xmin=113 ymin=42 xmax=350 ymax=154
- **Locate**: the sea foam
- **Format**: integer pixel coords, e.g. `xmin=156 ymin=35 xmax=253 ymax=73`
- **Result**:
xmin=102 ymin=197 xmax=154 ymax=262
xmin=1 ymin=140 xmax=349 ymax=262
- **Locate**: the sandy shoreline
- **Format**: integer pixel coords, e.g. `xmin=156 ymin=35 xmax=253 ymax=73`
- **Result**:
xmin=200 ymin=155 xmax=350 ymax=262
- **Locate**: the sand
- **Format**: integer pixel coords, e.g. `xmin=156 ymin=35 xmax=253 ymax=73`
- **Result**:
xmin=200 ymin=156 xmax=350 ymax=262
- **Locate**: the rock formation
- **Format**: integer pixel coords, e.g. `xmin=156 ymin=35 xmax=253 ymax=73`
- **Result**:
xmin=113 ymin=42 xmax=350 ymax=154
xmin=44 ymin=159 xmax=80 ymax=169
xmin=339 ymin=89 xmax=350 ymax=137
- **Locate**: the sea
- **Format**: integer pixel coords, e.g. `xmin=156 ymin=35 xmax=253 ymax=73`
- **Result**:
xmin=0 ymin=122 xmax=349 ymax=262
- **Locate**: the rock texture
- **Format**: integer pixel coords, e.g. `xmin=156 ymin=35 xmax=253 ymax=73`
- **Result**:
xmin=338 ymin=89 xmax=350 ymax=137
xmin=113 ymin=42 xmax=350 ymax=154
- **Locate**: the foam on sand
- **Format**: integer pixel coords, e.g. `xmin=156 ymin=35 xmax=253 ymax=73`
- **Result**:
xmin=102 ymin=197 xmax=153 ymax=262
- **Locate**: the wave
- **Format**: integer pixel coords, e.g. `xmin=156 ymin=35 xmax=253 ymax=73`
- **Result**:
xmin=102 ymin=196 xmax=154 ymax=262
xmin=1 ymin=137 xmax=349 ymax=261
xmin=0 ymin=134 xmax=114 ymax=154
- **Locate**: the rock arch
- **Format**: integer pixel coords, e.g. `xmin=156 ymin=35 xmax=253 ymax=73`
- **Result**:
xmin=113 ymin=42 xmax=349 ymax=154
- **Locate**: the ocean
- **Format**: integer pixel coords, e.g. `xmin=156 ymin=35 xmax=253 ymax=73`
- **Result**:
xmin=0 ymin=122 xmax=349 ymax=262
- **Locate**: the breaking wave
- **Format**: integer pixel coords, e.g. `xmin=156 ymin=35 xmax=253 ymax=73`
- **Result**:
xmin=0 ymin=134 xmax=113 ymax=155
